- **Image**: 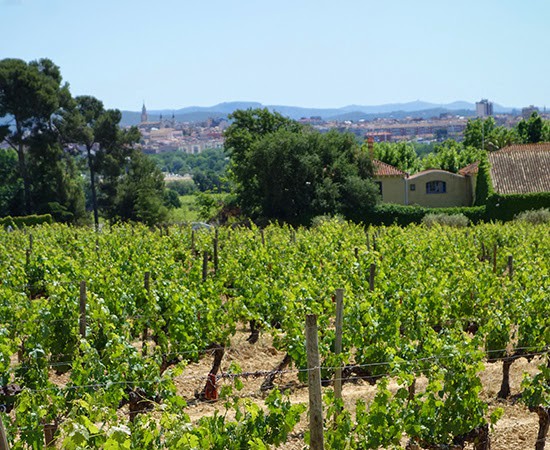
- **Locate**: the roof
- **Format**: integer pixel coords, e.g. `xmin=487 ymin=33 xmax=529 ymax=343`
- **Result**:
xmin=458 ymin=161 xmax=479 ymax=176
xmin=489 ymin=143 xmax=550 ymax=194
xmin=407 ymin=169 xmax=466 ymax=181
xmin=373 ymin=159 xmax=407 ymax=177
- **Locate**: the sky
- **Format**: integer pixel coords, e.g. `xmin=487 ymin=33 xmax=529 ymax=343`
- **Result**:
xmin=1 ymin=0 xmax=549 ymax=111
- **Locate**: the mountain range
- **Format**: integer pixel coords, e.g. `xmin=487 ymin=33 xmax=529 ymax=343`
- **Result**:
xmin=120 ymin=100 xmax=515 ymax=126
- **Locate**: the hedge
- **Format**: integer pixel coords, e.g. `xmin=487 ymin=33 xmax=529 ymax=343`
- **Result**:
xmin=486 ymin=192 xmax=550 ymax=221
xmin=0 ymin=214 xmax=54 ymax=229
xmin=365 ymin=204 xmax=486 ymax=226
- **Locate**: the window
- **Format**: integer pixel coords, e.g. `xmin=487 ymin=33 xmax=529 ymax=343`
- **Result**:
xmin=375 ymin=181 xmax=382 ymax=195
xmin=426 ymin=180 xmax=446 ymax=194
xmin=410 ymin=183 xmax=416 ymax=191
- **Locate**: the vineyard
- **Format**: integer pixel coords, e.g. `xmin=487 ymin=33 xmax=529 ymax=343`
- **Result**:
xmin=0 ymin=220 xmax=549 ymax=449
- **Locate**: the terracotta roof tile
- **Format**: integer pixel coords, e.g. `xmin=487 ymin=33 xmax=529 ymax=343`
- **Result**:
xmin=373 ymin=159 xmax=407 ymax=177
xmin=488 ymin=143 xmax=550 ymax=194
xmin=458 ymin=161 xmax=479 ymax=176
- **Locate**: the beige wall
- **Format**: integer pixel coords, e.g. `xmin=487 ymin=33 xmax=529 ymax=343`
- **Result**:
xmin=374 ymin=176 xmax=405 ymax=204
xmin=406 ymin=170 xmax=472 ymax=207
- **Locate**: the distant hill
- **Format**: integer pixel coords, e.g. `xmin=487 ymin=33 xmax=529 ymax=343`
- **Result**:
xmin=120 ymin=100 xmax=515 ymax=126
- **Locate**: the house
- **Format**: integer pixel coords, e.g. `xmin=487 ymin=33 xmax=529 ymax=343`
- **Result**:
xmin=372 ymin=142 xmax=550 ymax=207
xmin=487 ymin=143 xmax=550 ymax=195
xmin=373 ymin=162 xmax=474 ymax=208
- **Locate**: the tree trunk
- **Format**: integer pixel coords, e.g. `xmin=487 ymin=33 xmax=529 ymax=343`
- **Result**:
xmin=261 ymin=353 xmax=292 ymax=391
xmin=535 ymin=406 xmax=550 ymax=450
xmin=87 ymin=146 xmax=99 ymax=229
xmin=246 ymin=320 xmax=260 ymax=344
xmin=473 ymin=424 xmax=491 ymax=450
xmin=497 ymin=358 xmax=513 ymax=399
xmin=15 ymin=122 xmax=31 ymax=214
xmin=200 ymin=344 xmax=224 ymax=401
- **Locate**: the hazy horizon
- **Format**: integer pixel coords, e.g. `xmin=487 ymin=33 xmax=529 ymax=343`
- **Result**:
xmin=2 ymin=0 xmax=549 ymax=111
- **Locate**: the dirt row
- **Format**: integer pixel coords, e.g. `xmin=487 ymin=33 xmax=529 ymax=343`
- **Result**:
xmin=176 ymin=329 xmax=543 ymax=450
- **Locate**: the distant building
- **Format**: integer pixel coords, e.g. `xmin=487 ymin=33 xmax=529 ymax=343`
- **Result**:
xmin=522 ymin=105 xmax=540 ymax=119
xmin=141 ymin=103 xmax=148 ymax=123
xmin=476 ymin=99 xmax=493 ymax=117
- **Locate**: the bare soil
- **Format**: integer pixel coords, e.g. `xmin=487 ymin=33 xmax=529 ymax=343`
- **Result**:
xmin=175 ymin=328 xmax=543 ymax=450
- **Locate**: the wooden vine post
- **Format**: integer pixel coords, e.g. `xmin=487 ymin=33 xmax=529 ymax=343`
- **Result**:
xmin=202 ymin=251 xmax=208 ymax=282
xmin=333 ymin=289 xmax=344 ymax=406
xmin=369 ymin=263 xmax=376 ymax=292
xmin=79 ymin=281 xmax=87 ymax=339
xmin=507 ymin=255 xmax=514 ymax=280
xmin=44 ymin=423 xmax=57 ymax=447
xmin=142 ymin=272 xmax=150 ymax=356
xmin=306 ymin=314 xmax=324 ymax=450
xmin=0 ymin=415 xmax=9 ymax=450
xmin=213 ymin=229 xmax=219 ymax=274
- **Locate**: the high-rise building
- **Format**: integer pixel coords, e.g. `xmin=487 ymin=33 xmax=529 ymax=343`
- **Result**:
xmin=476 ymin=99 xmax=493 ymax=117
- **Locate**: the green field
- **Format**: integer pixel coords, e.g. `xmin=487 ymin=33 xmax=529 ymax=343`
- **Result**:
xmin=0 ymin=220 xmax=549 ymax=448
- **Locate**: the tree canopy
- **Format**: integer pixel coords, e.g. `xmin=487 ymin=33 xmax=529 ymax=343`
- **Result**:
xmin=224 ymin=108 xmax=379 ymax=224
xmin=0 ymin=58 xmax=168 ymax=225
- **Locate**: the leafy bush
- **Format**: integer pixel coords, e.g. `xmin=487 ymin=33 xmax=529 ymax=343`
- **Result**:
xmin=422 ymin=213 xmax=470 ymax=228
xmin=0 ymin=214 xmax=53 ymax=229
xmin=163 ymin=189 xmax=182 ymax=209
xmin=366 ymin=204 xmax=485 ymax=226
xmin=486 ymin=192 xmax=550 ymax=221
xmin=166 ymin=179 xmax=197 ymax=195
xmin=515 ymin=208 xmax=550 ymax=224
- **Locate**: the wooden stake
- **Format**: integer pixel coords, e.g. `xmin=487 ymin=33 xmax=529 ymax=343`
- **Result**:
xmin=334 ymin=289 xmax=344 ymax=404
xmin=261 ymin=229 xmax=265 ymax=246
xmin=306 ymin=314 xmax=324 ymax=450
xmin=0 ymin=415 xmax=9 ymax=450
xmin=202 ymin=251 xmax=208 ymax=282
xmin=214 ymin=229 xmax=219 ymax=274
xmin=191 ymin=230 xmax=195 ymax=254
xmin=369 ymin=263 xmax=376 ymax=292
xmin=492 ymin=244 xmax=497 ymax=273
xmin=507 ymin=255 xmax=513 ymax=281
xmin=142 ymin=272 xmax=150 ymax=356
xmin=44 ymin=423 xmax=57 ymax=448
xmin=79 ymin=281 xmax=86 ymax=339
xmin=29 ymin=233 xmax=33 ymax=253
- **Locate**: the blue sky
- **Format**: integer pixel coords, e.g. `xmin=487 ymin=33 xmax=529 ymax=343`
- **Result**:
xmin=1 ymin=0 xmax=549 ymax=111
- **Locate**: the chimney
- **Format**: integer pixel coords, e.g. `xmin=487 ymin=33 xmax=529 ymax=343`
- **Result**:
xmin=367 ymin=136 xmax=374 ymax=159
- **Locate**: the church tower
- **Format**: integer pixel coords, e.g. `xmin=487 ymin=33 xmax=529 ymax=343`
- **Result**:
xmin=141 ymin=102 xmax=148 ymax=123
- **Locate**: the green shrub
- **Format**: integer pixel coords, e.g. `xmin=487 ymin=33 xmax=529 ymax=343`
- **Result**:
xmin=515 ymin=208 xmax=550 ymax=224
xmin=0 ymin=214 xmax=53 ymax=229
xmin=166 ymin=179 xmax=197 ymax=195
xmin=486 ymin=192 xmax=550 ymax=221
xmin=365 ymin=204 xmax=485 ymax=226
xmin=422 ymin=213 xmax=470 ymax=228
